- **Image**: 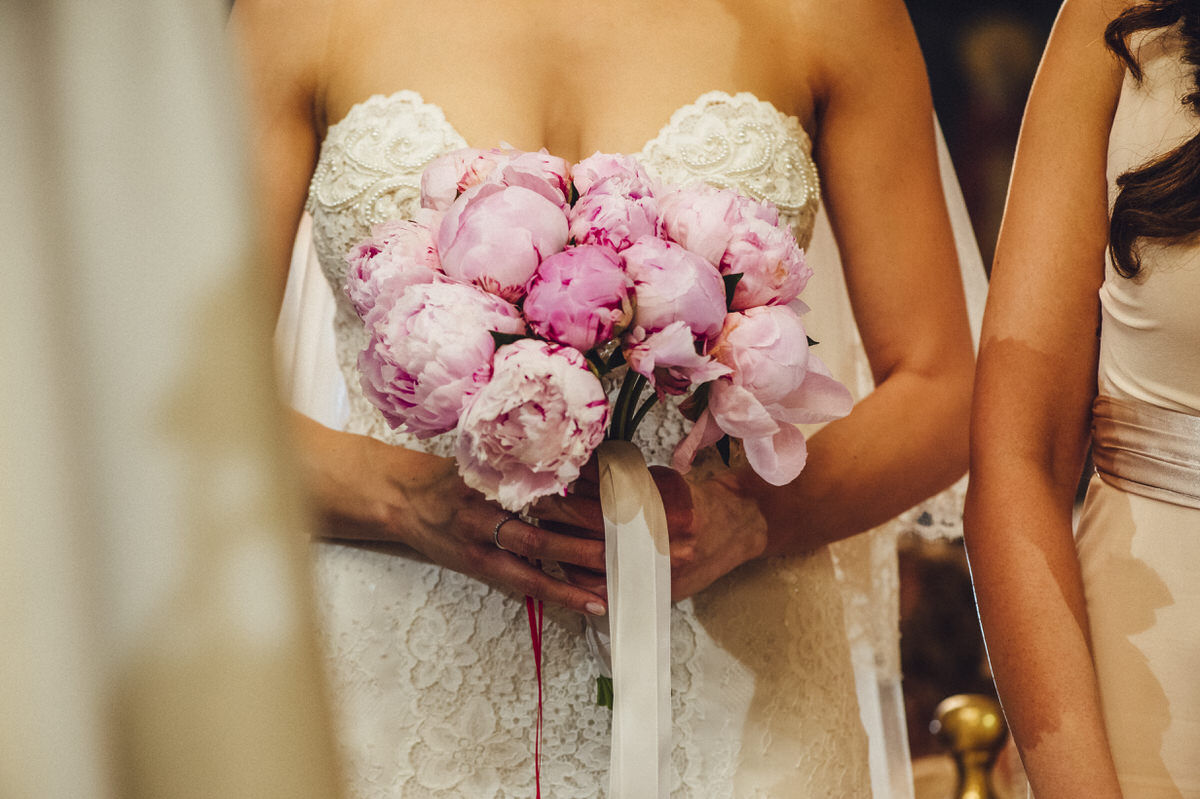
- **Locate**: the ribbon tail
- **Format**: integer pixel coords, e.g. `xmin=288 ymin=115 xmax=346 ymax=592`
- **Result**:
xmin=597 ymin=440 xmax=671 ymax=799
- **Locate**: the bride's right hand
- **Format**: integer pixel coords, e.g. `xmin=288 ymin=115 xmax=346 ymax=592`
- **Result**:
xmin=292 ymin=412 xmax=608 ymax=616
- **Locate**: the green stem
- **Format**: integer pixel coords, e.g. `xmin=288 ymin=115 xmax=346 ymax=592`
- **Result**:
xmin=628 ymin=390 xmax=658 ymax=438
xmin=610 ymin=370 xmax=637 ymax=441
xmin=584 ymin=350 xmax=607 ymax=377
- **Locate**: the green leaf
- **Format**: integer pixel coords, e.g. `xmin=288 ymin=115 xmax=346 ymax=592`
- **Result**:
xmin=605 ymin=347 xmax=627 ymax=371
xmin=716 ymin=434 xmax=731 ymax=466
xmin=569 ymin=182 xmax=580 ymax=207
xmin=596 ymin=675 xmax=614 ymax=709
xmin=807 ymin=336 xmax=819 ymax=347
xmin=722 ymin=273 xmax=744 ymax=310
xmin=489 ymin=331 xmax=525 ymax=350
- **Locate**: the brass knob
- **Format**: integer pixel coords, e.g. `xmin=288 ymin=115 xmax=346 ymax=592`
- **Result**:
xmin=931 ymin=694 xmax=1008 ymax=799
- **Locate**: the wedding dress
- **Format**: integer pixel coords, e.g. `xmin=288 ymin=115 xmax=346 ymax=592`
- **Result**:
xmin=286 ymin=89 xmax=986 ymax=798
xmin=1075 ymin=24 xmax=1200 ymax=797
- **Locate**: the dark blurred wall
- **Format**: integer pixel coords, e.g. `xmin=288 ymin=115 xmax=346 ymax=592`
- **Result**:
xmin=906 ymin=0 xmax=1059 ymax=266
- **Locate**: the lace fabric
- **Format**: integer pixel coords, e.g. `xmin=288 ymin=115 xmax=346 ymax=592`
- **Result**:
xmin=305 ymin=89 xmax=886 ymax=797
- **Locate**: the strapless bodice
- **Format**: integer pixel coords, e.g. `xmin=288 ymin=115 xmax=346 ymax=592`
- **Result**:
xmin=1101 ymin=24 xmax=1200 ymax=415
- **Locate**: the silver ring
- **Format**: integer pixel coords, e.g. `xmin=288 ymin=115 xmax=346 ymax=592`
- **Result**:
xmin=492 ymin=514 xmax=519 ymax=551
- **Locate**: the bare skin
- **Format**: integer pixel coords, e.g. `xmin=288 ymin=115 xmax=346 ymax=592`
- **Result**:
xmin=232 ymin=0 xmax=974 ymax=614
xmin=963 ymin=0 xmax=1132 ymax=794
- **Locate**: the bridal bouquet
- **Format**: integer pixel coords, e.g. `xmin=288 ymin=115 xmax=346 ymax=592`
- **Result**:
xmin=345 ymin=146 xmax=852 ymax=510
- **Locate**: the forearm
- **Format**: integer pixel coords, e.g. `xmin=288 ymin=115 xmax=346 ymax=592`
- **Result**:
xmin=745 ymin=360 xmax=972 ymax=555
xmin=964 ymin=462 xmax=1122 ymax=797
xmin=287 ymin=409 xmax=457 ymax=542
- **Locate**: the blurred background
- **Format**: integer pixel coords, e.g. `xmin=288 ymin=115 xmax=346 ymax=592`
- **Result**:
xmin=901 ymin=2 xmax=1057 ymax=794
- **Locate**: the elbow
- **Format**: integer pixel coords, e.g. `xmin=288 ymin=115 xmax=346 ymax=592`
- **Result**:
xmin=925 ymin=345 xmax=975 ymax=490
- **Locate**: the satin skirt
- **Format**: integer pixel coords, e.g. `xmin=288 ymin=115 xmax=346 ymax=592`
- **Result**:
xmin=1076 ymin=397 xmax=1200 ymax=797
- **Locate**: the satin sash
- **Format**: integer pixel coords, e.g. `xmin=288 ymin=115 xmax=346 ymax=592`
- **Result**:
xmin=1092 ymin=395 xmax=1200 ymax=509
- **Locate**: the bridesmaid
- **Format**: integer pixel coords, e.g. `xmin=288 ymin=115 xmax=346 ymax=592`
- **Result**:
xmin=966 ymin=0 xmax=1200 ymax=796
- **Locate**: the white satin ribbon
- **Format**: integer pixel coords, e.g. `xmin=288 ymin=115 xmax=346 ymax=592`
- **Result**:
xmin=597 ymin=440 xmax=671 ymax=799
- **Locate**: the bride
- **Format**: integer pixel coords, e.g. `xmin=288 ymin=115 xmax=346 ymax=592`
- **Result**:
xmin=232 ymin=0 xmax=978 ymax=795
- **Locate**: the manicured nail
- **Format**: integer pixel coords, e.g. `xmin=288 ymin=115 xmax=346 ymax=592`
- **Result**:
xmin=586 ymin=602 xmax=607 ymax=616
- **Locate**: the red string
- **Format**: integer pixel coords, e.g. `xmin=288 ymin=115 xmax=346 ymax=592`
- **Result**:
xmin=525 ymin=594 xmax=545 ymax=798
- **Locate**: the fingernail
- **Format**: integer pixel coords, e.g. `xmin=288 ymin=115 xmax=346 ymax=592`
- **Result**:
xmin=586 ymin=602 xmax=607 ymax=617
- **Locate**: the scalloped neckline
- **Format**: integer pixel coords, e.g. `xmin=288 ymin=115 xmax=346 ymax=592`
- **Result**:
xmin=323 ymin=89 xmax=814 ymax=156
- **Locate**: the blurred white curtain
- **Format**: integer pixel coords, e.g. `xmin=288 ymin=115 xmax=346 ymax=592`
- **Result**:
xmin=0 ymin=2 xmax=342 ymax=798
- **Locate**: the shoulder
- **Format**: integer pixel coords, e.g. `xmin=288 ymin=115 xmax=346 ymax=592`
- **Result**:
xmin=230 ymin=0 xmax=338 ymax=109
xmin=769 ymin=0 xmax=929 ymax=103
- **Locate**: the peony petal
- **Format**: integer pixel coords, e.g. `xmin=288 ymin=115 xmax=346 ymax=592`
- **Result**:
xmin=743 ymin=424 xmax=809 ymax=486
xmin=708 ymin=381 xmax=778 ymax=439
xmin=671 ymin=409 xmax=724 ymax=473
xmin=772 ymin=353 xmax=854 ymax=424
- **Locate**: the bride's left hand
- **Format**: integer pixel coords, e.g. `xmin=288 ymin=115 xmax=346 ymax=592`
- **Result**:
xmin=531 ymin=459 xmax=768 ymax=601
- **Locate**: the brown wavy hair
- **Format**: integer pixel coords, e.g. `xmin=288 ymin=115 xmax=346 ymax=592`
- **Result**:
xmin=1105 ymin=0 xmax=1200 ymax=278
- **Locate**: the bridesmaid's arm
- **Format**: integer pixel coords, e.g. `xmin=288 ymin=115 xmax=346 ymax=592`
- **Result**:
xmin=230 ymin=0 xmax=609 ymax=616
xmin=741 ymin=0 xmax=975 ymax=554
xmin=963 ymin=0 xmax=1125 ymax=795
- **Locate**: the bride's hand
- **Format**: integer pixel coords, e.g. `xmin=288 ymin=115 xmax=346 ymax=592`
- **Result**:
xmin=294 ymin=414 xmax=608 ymax=616
xmin=532 ymin=459 xmax=768 ymax=601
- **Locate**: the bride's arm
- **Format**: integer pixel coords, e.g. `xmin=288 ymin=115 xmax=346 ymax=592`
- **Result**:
xmin=533 ymin=0 xmax=974 ymax=598
xmin=230 ymin=0 xmax=609 ymax=616
xmin=964 ymin=0 xmax=1126 ymax=795
xmin=741 ymin=0 xmax=974 ymax=554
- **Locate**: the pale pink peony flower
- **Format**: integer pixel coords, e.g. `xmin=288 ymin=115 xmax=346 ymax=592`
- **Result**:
xmin=421 ymin=147 xmax=572 ymax=210
xmin=571 ymin=153 xmax=655 ymax=198
xmin=659 ymin=184 xmax=783 ymax=263
xmin=621 ymin=236 xmax=727 ymax=341
xmin=491 ymin=150 xmax=573 ymax=208
xmin=624 ymin=321 xmax=731 ymax=396
xmin=672 ymin=305 xmax=852 ymax=485
xmin=420 ymin=148 xmax=487 ymax=211
xmin=344 ymin=210 xmax=444 ymax=329
xmin=568 ymin=189 xmax=660 ymax=252
xmin=721 ymin=216 xmax=812 ymax=309
xmin=358 ymin=281 xmax=525 ymax=439
xmin=657 ymin=185 xmax=741 ymax=266
xmin=523 ymin=244 xmax=633 ymax=352
xmin=437 ymin=183 xmax=569 ymax=302
xmin=456 ymin=339 xmax=609 ymax=511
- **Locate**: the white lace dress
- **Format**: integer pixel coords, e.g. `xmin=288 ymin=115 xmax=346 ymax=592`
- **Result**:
xmin=306 ymin=90 xmax=879 ymax=798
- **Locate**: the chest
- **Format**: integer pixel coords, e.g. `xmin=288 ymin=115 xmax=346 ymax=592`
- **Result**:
xmin=321 ymin=0 xmax=818 ymax=161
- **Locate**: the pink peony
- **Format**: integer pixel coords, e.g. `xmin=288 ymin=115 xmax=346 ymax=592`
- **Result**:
xmin=456 ymin=339 xmax=609 ymax=511
xmin=572 ymin=153 xmax=655 ymax=198
xmin=721 ymin=217 xmax=812 ymax=309
xmin=421 ymin=147 xmax=571 ymax=211
xmin=437 ymin=183 xmax=569 ymax=302
xmin=568 ymin=189 xmax=660 ymax=252
xmin=659 ymin=184 xmax=783 ymax=264
xmin=523 ymin=244 xmax=633 ymax=352
xmin=657 ymin=185 xmax=741 ymax=266
xmin=672 ymin=305 xmax=852 ymax=485
xmin=420 ymin=148 xmax=487 ymax=211
xmin=624 ymin=321 xmax=731 ymax=396
xmin=621 ymin=236 xmax=727 ymax=341
xmin=490 ymin=150 xmax=573 ymax=208
xmin=358 ymin=281 xmax=525 ymax=439
xmin=344 ymin=211 xmax=443 ymax=328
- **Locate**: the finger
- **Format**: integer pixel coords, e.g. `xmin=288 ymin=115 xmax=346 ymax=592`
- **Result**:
xmin=496 ymin=518 xmax=606 ymax=571
xmin=490 ymin=555 xmax=607 ymax=616
xmin=578 ymin=453 xmax=600 ymax=484
xmin=648 ymin=465 xmax=696 ymax=532
xmin=537 ymin=519 xmax=605 ymax=541
xmin=568 ymin=477 xmax=601 ymax=499
xmin=560 ymin=564 xmax=608 ymax=598
xmin=529 ymin=493 xmax=605 ymax=535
